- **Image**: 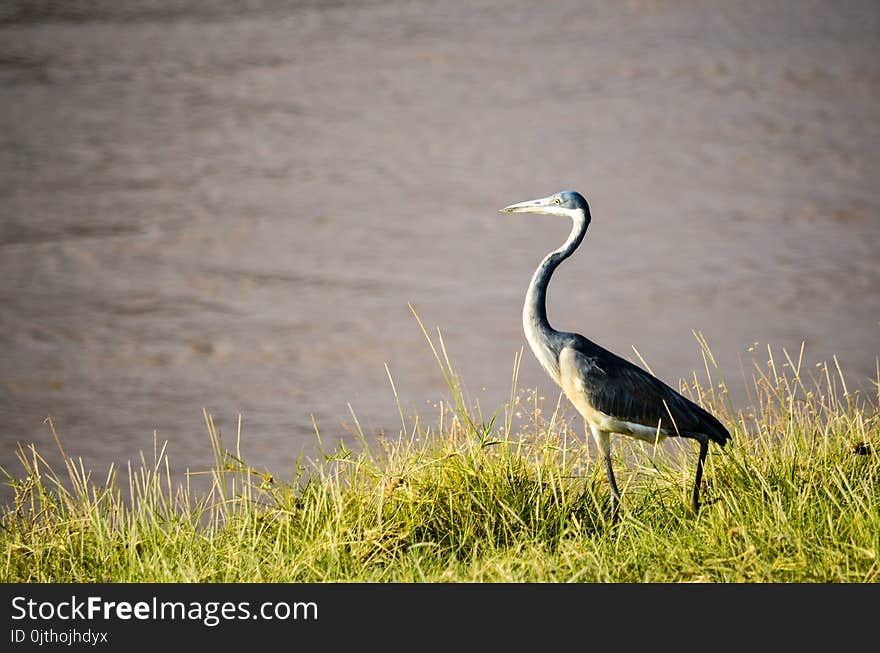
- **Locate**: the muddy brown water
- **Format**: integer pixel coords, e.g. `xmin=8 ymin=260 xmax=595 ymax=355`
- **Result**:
xmin=1 ymin=1 xmax=878 ymax=502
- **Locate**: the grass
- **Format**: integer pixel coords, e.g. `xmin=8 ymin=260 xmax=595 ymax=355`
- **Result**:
xmin=1 ymin=315 xmax=878 ymax=582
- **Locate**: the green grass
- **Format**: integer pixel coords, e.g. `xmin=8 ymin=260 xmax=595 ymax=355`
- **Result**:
xmin=1 ymin=318 xmax=878 ymax=582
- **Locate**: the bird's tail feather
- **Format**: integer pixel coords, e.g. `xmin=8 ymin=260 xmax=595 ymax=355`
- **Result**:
xmin=695 ymin=404 xmax=732 ymax=446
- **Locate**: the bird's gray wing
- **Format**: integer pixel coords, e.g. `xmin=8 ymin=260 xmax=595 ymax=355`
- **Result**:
xmin=568 ymin=339 xmax=730 ymax=443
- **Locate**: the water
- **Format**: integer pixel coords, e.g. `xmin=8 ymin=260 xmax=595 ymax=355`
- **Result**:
xmin=1 ymin=0 xmax=878 ymax=501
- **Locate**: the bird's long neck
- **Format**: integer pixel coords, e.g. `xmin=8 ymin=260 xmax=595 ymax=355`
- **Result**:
xmin=523 ymin=209 xmax=590 ymax=384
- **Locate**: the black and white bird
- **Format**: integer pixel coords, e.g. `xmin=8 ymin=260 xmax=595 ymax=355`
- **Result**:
xmin=500 ymin=190 xmax=731 ymax=516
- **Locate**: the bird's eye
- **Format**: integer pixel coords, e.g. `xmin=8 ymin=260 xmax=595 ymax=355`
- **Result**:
xmin=553 ymin=198 xmax=561 ymax=205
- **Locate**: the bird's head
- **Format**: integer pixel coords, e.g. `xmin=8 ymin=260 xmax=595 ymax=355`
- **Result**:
xmin=499 ymin=190 xmax=590 ymax=220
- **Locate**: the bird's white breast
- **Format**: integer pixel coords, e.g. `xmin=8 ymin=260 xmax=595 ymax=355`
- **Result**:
xmin=523 ymin=313 xmax=561 ymax=385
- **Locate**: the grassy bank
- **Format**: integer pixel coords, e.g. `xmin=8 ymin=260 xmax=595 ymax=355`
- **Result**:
xmin=2 ymin=325 xmax=878 ymax=582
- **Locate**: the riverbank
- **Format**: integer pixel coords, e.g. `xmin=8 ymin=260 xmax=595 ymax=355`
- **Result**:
xmin=2 ymin=332 xmax=877 ymax=582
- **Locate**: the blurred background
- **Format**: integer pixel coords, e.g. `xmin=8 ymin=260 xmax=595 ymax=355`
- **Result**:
xmin=1 ymin=0 xmax=878 ymax=499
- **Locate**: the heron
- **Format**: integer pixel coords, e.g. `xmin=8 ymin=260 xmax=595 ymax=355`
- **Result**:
xmin=500 ymin=190 xmax=731 ymax=517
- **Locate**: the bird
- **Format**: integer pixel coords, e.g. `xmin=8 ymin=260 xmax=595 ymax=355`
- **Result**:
xmin=500 ymin=190 xmax=731 ymax=517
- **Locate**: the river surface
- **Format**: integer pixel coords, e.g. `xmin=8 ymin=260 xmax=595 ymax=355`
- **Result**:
xmin=1 ymin=1 xmax=878 ymax=500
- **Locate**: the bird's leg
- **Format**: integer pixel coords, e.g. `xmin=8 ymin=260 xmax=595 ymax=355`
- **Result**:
xmin=589 ymin=425 xmax=620 ymax=521
xmin=604 ymin=454 xmax=621 ymax=521
xmin=691 ymin=440 xmax=709 ymax=514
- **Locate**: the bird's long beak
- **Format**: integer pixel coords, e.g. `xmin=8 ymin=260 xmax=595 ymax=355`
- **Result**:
xmin=499 ymin=196 xmax=554 ymax=214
